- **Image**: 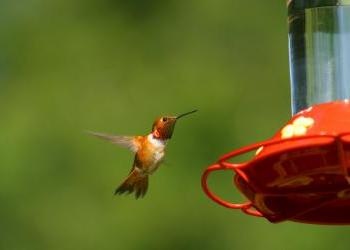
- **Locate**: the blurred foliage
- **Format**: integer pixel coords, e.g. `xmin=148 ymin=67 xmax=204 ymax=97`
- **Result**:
xmin=1 ymin=1 xmax=348 ymax=250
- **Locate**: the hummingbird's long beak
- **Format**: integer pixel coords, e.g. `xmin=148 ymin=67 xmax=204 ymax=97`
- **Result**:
xmin=176 ymin=109 xmax=198 ymax=120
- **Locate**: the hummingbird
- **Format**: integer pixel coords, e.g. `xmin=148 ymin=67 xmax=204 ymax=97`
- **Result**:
xmin=88 ymin=110 xmax=197 ymax=199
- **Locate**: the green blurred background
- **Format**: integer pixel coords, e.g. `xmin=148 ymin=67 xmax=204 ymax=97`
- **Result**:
xmin=1 ymin=0 xmax=349 ymax=250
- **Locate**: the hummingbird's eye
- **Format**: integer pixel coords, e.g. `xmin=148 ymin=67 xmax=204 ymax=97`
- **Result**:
xmin=162 ymin=117 xmax=168 ymax=122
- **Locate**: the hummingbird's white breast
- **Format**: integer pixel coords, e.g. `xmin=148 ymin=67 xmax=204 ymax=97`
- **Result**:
xmin=147 ymin=134 xmax=166 ymax=173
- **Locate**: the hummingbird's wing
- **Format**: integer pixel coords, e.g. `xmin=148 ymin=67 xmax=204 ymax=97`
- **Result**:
xmin=86 ymin=131 xmax=141 ymax=153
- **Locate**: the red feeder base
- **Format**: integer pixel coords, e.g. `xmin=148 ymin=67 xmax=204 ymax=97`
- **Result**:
xmin=202 ymin=100 xmax=350 ymax=224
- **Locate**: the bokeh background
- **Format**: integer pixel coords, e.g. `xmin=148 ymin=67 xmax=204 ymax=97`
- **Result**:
xmin=1 ymin=0 xmax=349 ymax=250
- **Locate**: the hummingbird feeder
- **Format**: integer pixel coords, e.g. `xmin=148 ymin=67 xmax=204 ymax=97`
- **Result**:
xmin=202 ymin=0 xmax=350 ymax=224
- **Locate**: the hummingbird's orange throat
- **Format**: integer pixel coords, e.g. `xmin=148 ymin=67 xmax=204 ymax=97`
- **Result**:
xmin=153 ymin=130 xmax=161 ymax=139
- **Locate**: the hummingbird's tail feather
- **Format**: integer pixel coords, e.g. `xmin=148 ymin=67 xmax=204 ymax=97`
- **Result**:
xmin=114 ymin=169 xmax=148 ymax=199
